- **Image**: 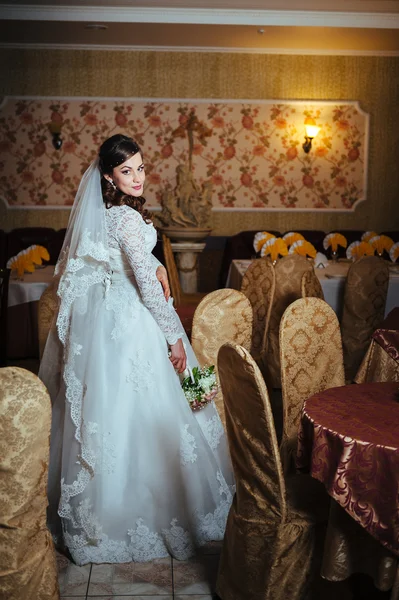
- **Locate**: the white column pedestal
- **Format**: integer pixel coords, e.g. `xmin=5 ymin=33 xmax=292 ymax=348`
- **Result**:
xmin=171 ymin=242 xmax=206 ymax=294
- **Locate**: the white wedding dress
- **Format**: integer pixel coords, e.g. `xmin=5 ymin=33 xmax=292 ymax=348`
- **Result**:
xmin=41 ymin=204 xmax=234 ymax=566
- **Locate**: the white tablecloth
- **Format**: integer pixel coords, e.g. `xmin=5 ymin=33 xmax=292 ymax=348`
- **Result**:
xmin=226 ymin=259 xmax=399 ymax=318
xmin=8 ymin=266 xmax=55 ymax=308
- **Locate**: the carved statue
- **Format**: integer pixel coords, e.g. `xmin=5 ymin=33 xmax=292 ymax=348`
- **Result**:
xmin=159 ymin=164 xmax=213 ymax=229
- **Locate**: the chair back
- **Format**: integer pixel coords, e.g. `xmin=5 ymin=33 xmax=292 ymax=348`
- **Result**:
xmin=0 ymin=268 xmax=10 ymax=367
xmin=241 ymin=257 xmax=275 ymax=361
xmin=218 ymin=342 xmax=286 ymax=520
xmin=301 ymin=268 xmax=324 ymax=299
xmin=191 ymin=289 xmax=253 ymax=427
xmin=162 ymin=234 xmax=182 ymax=306
xmin=341 ymin=256 xmax=389 ymax=381
xmin=280 ymin=297 xmax=345 ymax=473
xmin=38 ymin=282 xmax=57 ymax=359
xmin=266 ymin=254 xmax=313 ymax=387
xmin=0 ymin=367 xmax=60 ymax=599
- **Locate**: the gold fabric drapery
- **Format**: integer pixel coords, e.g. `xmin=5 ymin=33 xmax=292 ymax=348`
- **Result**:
xmin=191 ymin=289 xmax=252 ymax=427
xmin=0 ymin=367 xmax=60 ymax=600
xmin=341 ymin=256 xmax=389 ymax=382
xmin=279 ymin=297 xmax=345 ymax=475
xmin=266 ymin=254 xmax=313 ymax=388
xmin=216 ymin=343 xmax=327 ymax=600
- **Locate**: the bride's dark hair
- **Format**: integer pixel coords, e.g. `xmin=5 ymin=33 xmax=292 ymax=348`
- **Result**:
xmin=99 ymin=133 xmax=151 ymax=221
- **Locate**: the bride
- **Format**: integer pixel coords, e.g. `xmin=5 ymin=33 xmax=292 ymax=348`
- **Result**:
xmin=39 ymin=134 xmax=234 ymax=566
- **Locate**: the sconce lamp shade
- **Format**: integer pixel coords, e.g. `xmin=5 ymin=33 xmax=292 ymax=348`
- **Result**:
xmin=303 ymin=117 xmax=320 ymax=153
xmin=304 ymin=124 xmax=320 ymax=138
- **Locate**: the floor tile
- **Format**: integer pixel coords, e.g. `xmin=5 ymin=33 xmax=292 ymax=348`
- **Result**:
xmin=88 ymin=558 xmax=173 ymax=596
xmin=175 ymin=596 xmax=213 ymax=600
xmin=57 ymin=551 xmax=91 ymax=596
xmin=87 ymin=597 xmax=173 ymax=600
xmin=173 ymin=555 xmax=219 ymax=595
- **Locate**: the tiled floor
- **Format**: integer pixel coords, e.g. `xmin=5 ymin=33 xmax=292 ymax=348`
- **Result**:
xmin=57 ymin=544 xmax=220 ymax=600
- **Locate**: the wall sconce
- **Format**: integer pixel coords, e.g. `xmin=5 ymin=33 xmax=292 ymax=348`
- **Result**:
xmin=302 ymin=118 xmax=320 ymax=153
xmin=48 ymin=122 xmax=63 ymax=150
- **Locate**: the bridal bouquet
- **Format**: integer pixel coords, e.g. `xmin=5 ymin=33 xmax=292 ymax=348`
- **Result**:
xmin=181 ymin=365 xmax=218 ymax=411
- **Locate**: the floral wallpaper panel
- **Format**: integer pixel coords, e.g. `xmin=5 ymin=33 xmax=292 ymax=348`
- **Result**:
xmin=0 ymin=97 xmax=369 ymax=211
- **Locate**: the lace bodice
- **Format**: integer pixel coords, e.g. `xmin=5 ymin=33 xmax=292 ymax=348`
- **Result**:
xmin=105 ymin=205 xmax=183 ymax=345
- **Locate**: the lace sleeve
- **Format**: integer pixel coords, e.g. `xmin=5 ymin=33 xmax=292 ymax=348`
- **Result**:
xmin=151 ymin=254 xmax=163 ymax=271
xmin=115 ymin=210 xmax=183 ymax=345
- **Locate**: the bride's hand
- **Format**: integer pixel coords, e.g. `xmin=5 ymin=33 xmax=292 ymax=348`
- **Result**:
xmin=169 ymin=339 xmax=187 ymax=373
xmin=156 ymin=266 xmax=170 ymax=302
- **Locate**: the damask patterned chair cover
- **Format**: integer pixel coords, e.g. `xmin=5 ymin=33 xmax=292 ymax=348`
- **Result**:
xmin=240 ymin=257 xmax=275 ymax=364
xmin=216 ymin=343 xmax=324 ymax=600
xmin=191 ymin=289 xmax=252 ymax=428
xmin=341 ymin=256 xmax=389 ymax=382
xmin=0 ymin=367 xmax=60 ymax=600
xmin=301 ymin=268 xmax=324 ymax=300
xmin=279 ymin=297 xmax=345 ymax=475
xmin=266 ymin=254 xmax=313 ymax=388
xmin=38 ymin=282 xmax=57 ymax=359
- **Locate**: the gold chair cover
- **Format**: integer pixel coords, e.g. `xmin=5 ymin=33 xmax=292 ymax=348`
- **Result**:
xmin=191 ymin=289 xmax=252 ymax=428
xmin=266 ymin=254 xmax=313 ymax=388
xmin=301 ymin=268 xmax=325 ymax=300
xmin=341 ymin=256 xmax=389 ymax=382
xmin=0 ymin=367 xmax=60 ymax=600
xmin=38 ymin=282 xmax=57 ymax=359
xmin=216 ymin=343 xmax=325 ymax=600
xmin=241 ymin=257 xmax=275 ymax=363
xmin=280 ymin=297 xmax=345 ymax=474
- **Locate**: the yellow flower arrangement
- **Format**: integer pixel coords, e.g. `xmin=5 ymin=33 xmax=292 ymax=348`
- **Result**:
xmin=282 ymin=232 xmax=305 ymax=247
xmin=253 ymin=231 xmax=276 ymax=253
xmin=6 ymin=245 xmax=50 ymax=278
xmin=346 ymin=241 xmax=374 ymax=261
xmin=260 ymin=237 xmax=288 ymax=262
xmin=323 ymin=232 xmax=347 ymax=252
xmin=361 ymin=231 xmax=378 ymax=243
xmin=368 ymin=235 xmax=394 ymax=256
xmin=289 ymin=239 xmax=317 ymax=259
xmin=389 ymin=242 xmax=399 ymax=263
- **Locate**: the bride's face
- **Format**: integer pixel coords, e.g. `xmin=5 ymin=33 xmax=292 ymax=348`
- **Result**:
xmin=106 ymin=152 xmax=145 ymax=196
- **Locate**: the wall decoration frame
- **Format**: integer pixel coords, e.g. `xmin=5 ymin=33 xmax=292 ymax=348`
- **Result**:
xmin=0 ymin=96 xmax=369 ymax=211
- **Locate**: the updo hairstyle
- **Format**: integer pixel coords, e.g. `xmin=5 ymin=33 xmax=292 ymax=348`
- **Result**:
xmin=99 ymin=133 xmax=151 ymax=221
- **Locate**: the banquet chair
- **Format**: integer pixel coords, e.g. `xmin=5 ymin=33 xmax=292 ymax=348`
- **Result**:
xmin=341 ymin=256 xmax=389 ymax=382
xmin=279 ymin=297 xmax=345 ymax=475
xmin=0 ymin=367 xmax=60 ymax=600
xmin=301 ymin=268 xmax=324 ymax=300
xmin=240 ymin=257 xmax=275 ymax=366
xmin=0 ymin=268 xmax=10 ymax=367
xmin=265 ymin=254 xmax=313 ymax=388
xmin=161 ymin=234 xmax=206 ymax=336
xmin=216 ymin=343 xmax=326 ymax=600
xmin=191 ymin=289 xmax=252 ymax=428
xmin=38 ymin=281 xmax=57 ymax=359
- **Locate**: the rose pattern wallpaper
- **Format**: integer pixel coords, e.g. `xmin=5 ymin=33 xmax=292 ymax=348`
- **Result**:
xmin=0 ymin=97 xmax=368 ymax=211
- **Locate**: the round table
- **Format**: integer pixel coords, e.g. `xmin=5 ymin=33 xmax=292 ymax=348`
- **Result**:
xmin=297 ymin=382 xmax=399 ymax=557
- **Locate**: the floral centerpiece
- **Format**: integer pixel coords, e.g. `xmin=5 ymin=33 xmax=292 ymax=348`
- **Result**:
xmin=6 ymin=244 xmax=50 ymax=278
xmin=181 ymin=365 xmax=218 ymax=411
xmin=390 ymin=242 xmax=399 ymax=263
xmin=346 ymin=240 xmax=374 ymax=260
xmin=289 ymin=239 xmax=317 ymax=259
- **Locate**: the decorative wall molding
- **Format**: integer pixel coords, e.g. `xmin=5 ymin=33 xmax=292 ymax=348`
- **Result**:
xmin=0 ymin=96 xmax=369 ymax=212
xmin=1 ymin=5 xmax=398 ymax=29
xmin=1 ymin=43 xmax=398 ymax=57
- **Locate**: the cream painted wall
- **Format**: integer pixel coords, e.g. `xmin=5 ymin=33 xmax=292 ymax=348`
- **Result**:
xmin=0 ymin=49 xmax=398 ymax=235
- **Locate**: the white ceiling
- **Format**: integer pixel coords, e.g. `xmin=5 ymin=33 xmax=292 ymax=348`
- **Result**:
xmin=1 ymin=0 xmax=399 ymax=54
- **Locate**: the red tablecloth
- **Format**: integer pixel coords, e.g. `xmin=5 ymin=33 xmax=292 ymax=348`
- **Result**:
xmin=297 ymin=382 xmax=399 ymax=557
